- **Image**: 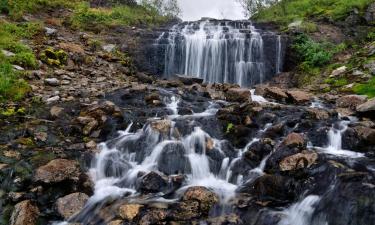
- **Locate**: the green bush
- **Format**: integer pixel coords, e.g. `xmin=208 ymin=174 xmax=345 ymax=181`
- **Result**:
xmin=293 ymin=34 xmax=333 ymax=67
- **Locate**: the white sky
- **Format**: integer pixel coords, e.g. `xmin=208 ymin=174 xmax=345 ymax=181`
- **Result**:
xmin=178 ymin=0 xmax=245 ymax=21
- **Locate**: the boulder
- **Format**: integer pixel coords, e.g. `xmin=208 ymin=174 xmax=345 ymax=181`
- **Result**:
xmin=44 ymin=78 xmax=60 ymax=86
xmin=169 ymin=200 xmax=201 ymax=220
xmin=56 ymin=192 xmax=89 ymax=219
xmin=137 ymin=171 xmax=168 ymax=193
xmin=279 ymin=150 xmax=318 ymax=171
xmin=46 ymin=96 xmax=60 ymax=104
xmin=1 ymin=49 xmax=15 ymax=57
xmin=34 ymin=159 xmax=80 ymax=183
xmin=225 ymin=88 xmax=251 ymax=102
xmin=306 ymin=108 xmax=330 ymax=120
xmin=353 ymin=126 xmax=375 ymax=145
xmin=282 ymin=133 xmax=305 ymax=148
xmin=150 ymin=120 xmax=172 ymax=134
xmin=157 ymin=142 xmax=190 ymax=175
xmin=286 ymin=90 xmax=312 ymax=104
xmin=336 ymin=95 xmax=367 ymax=110
xmin=330 ymin=66 xmax=347 ymax=77
xmin=264 ymin=87 xmax=288 ymax=102
xmin=139 ymin=209 xmax=167 ymax=225
xmin=182 ymin=186 xmax=219 ymax=213
xmin=118 ymin=204 xmax=143 ymax=221
xmin=173 ymin=74 xmax=204 ymax=85
xmin=356 ymin=98 xmax=375 ymax=115
xmin=10 ymin=200 xmax=39 ymax=225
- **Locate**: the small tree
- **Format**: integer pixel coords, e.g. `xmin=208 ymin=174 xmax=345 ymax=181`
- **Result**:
xmin=141 ymin=0 xmax=181 ymax=18
xmin=237 ymin=0 xmax=279 ymax=17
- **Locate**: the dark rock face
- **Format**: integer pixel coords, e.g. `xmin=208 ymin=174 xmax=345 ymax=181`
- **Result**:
xmin=137 ymin=171 xmax=168 ymax=193
xmin=157 ymin=142 xmax=191 ymax=175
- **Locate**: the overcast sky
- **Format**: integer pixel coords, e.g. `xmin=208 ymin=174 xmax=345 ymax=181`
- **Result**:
xmin=178 ymin=0 xmax=245 ymax=21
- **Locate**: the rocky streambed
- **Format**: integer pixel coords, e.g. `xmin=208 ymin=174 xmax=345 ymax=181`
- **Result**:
xmin=1 ymin=75 xmax=374 ymax=225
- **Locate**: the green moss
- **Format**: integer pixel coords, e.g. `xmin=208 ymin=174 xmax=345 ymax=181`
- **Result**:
xmin=226 ymin=123 xmax=234 ymax=134
xmin=353 ymin=77 xmax=375 ymax=98
xmin=40 ymin=47 xmax=68 ymax=66
xmin=325 ymin=77 xmax=349 ymax=87
xmin=30 ymin=151 xmax=56 ymax=167
xmin=0 ymin=107 xmax=26 ymax=116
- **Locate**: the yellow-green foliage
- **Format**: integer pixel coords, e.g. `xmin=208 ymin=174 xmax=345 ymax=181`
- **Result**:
xmin=70 ymin=2 xmax=168 ymax=30
xmin=40 ymin=47 xmax=68 ymax=67
xmin=254 ymin=0 xmax=373 ymax=25
xmin=354 ymin=77 xmax=375 ymax=98
xmin=0 ymin=0 xmax=84 ymax=19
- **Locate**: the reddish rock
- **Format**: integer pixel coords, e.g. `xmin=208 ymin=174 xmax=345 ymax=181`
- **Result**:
xmin=287 ymin=90 xmax=312 ymax=104
xmin=264 ymin=87 xmax=288 ymax=102
xmin=10 ymin=200 xmax=39 ymax=225
xmin=282 ymin=133 xmax=305 ymax=148
xmin=225 ymin=88 xmax=251 ymax=103
xmin=34 ymin=159 xmax=80 ymax=183
xmin=56 ymin=192 xmax=89 ymax=219
xmin=336 ymin=95 xmax=367 ymax=110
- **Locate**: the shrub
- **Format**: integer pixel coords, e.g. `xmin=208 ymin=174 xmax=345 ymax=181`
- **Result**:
xmin=0 ymin=62 xmax=30 ymax=101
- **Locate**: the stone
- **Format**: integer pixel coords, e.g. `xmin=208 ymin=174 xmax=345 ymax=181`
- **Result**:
xmin=118 ymin=204 xmax=143 ymax=221
xmin=264 ymin=87 xmax=288 ymax=102
xmin=0 ymin=163 xmax=8 ymax=170
xmin=330 ymin=66 xmax=347 ymax=77
xmin=10 ymin=200 xmax=39 ymax=225
xmin=83 ymin=120 xmax=99 ymax=135
xmin=336 ymin=95 xmax=367 ymax=110
xmin=44 ymin=27 xmax=57 ymax=35
xmin=282 ymin=133 xmax=305 ymax=148
xmin=34 ymin=159 xmax=80 ymax=183
xmin=356 ymin=98 xmax=375 ymax=114
xmin=46 ymin=96 xmax=60 ymax=104
xmin=364 ymin=60 xmax=375 ymax=75
xmin=12 ymin=65 xmax=24 ymax=71
xmin=173 ymin=74 xmax=204 ymax=85
xmin=3 ymin=150 xmax=21 ymax=159
xmin=139 ymin=209 xmax=167 ymax=225
xmin=85 ymin=140 xmax=97 ymax=149
xmin=45 ymin=78 xmax=60 ymax=86
xmin=279 ymin=150 xmax=318 ymax=171
xmin=108 ymin=220 xmax=123 ymax=225
xmin=365 ymin=2 xmax=375 ymax=24
xmin=50 ymin=106 xmax=64 ymax=118
xmin=56 ymin=193 xmax=89 ymax=219
xmin=182 ymin=186 xmax=219 ymax=212
xmin=225 ymin=88 xmax=251 ymax=102
xmin=150 ymin=120 xmax=172 ymax=134
xmin=353 ymin=126 xmax=375 ymax=145
xmin=138 ymin=171 xmax=168 ymax=193
xmin=102 ymin=44 xmax=116 ymax=53
xmin=34 ymin=132 xmax=48 ymax=142
xmin=1 ymin=49 xmax=15 ymax=57
xmin=306 ymin=108 xmax=330 ymax=120
xmin=286 ymin=90 xmax=312 ymax=104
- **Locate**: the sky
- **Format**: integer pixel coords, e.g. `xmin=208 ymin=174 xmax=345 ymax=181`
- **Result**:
xmin=178 ymin=0 xmax=245 ymax=21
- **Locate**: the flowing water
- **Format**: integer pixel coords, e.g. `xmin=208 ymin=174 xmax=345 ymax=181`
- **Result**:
xmin=156 ymin=20 xmax=285 ymax=86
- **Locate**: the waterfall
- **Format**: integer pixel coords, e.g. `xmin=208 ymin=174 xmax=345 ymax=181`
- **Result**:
xmin=278 ymin=195 xmax=321 ymax=225
xmin=156 ymin=20 xmax=285 ymax=87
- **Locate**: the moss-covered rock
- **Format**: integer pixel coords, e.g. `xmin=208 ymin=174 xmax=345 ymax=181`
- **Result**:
xmin=40 ymin=47 xmax=68 ymax=67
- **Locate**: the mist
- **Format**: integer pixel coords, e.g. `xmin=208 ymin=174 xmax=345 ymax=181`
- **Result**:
xmin=178 ymin=0 xmax=245 ymax=21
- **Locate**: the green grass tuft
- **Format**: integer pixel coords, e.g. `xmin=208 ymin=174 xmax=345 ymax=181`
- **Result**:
xmin=353 ymin=77 xmax=375 ymax=98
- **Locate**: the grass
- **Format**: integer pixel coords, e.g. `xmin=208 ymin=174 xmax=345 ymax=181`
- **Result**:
xmin=0 ymin=0 xmax=84 ymax=19
xmin=353 ymin=77 xmax=375 ymax=98
xmin=253 ymin=0 xmax=374 ymax=25
xmin=70 ymin=2 xmax=169 ymax=30
xmin=0 ymin=20 xmax=41 ymax=101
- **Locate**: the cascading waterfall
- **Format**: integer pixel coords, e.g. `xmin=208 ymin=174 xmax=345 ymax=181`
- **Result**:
xmin=156 ymin=20 xmax=285 ymax=87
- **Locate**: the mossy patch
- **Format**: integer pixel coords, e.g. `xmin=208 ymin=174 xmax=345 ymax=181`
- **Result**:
xmin=40 ymin=47 xmax=68 ymax=67
xmin=353 ymin=77 xmax=375 ymax=98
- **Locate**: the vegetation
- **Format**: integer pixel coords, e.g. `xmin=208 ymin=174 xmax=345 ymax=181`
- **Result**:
xmin=354 ymin=77 xmax=375 ymax=98
xmin=0 ymin=20 xmax=41 ymax=101
xmin=249 ymin=0 xmax=373 ymax=24
xmin=70 ymin=2 xmax=170 ymax=29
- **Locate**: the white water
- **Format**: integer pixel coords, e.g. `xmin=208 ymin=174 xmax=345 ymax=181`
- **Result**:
xmin=278 ymin=195 xmax=321 ymax=225
xmin=251 ymin=89 xmax=269 ymax=103
xmin=158 ymin=20 xmax=284 ymax=87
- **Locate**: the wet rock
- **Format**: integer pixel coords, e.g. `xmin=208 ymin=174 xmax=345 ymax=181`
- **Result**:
xmin=56 ymin=192 xmax=89 ymax=219
xmin=225 ymin=88 xmax=251 ymax=103
xmin=286 ymin=90 xmax=312 ymax=104
xmin=279 ymin=150 xmax=318 ymax=171
xmin=336 ymin=95 xmax=367 ymax=110
xmin=44 ymin=78 xmax=60 ymax=86
xmin=330 ymin=66 xmax=347 ymax=77
xmin=182 ymin=186 xmax=219 ymax=213
xmin=365 ymin=2 xmax=375 ymax=24
xmin=206 ymin=214 xmax=242 ymax=225
xmin=34 ymin=159 xmax=80 ymax=183
xmin=145 ymin=92 xmax=161 ymax=106
xmin=10 ymin=200 xmax=39 ymax=225
xmin=136 ymin=72 xmax=154 ymax=84
xmin=83 ymin=119 xmax=99 ymax=135
xmin=151 ymin=120 xmax=172 ymax=134
xmin=118 ymin=203 xmax=143 ymax=221
xmin=173 ymin=74 xmax=204 ymax=85
xmin=85 ymin=140 xmax=97 ymax=149
xmin=139 ymin=209 xmax=167 ymax=225
xmin=240 ymin=175 xmax=297 ymax=203
xmin=282 ymin=133 xmax=305 ymax=148
xmin=50 ymin=106 xmax=64 ymax=118
xmin=108 ymin=220 xmax=123 ymax=225
xmin=158 ymin=142 xmax=190 ymax=175
xmin=306 ymin=108 xmax=330 ymax=120
xmin=264 ymin=87 xmax=288 ymax=102
xmin=138 ymin=171 xmax=168 ymax=193
xmin=353 ymin=126 xmax=375 ymax=145
xmin=169 ymin=200 xmax=201 ymax=220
